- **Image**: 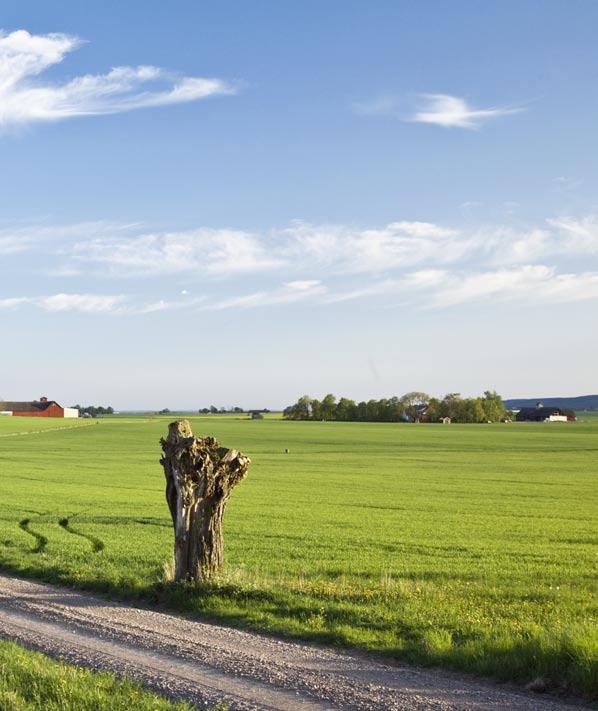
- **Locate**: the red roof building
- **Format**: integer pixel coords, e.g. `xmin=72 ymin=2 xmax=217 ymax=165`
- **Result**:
xmin=0 ymin=397 xmax=79 ymax=418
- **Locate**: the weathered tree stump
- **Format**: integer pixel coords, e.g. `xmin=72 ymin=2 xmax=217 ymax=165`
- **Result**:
xmin=160 ymin=420 xmax=250 ymax=582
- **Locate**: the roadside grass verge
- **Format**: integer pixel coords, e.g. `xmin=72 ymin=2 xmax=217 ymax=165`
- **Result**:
xmin=154 ymin=570 xmax=598 ymax=699
xmin=4 ymin=543 xmax=596 ymax=700
xmin=0 ymin=639 xmax=199 ymax=710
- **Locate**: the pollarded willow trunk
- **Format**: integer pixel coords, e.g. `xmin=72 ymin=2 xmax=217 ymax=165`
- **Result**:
xmin=160 ymin=420 xmax=250 ymax=582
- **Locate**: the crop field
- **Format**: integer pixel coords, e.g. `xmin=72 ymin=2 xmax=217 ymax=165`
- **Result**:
xmin=0 ymin=415 xmax=596 ymax=696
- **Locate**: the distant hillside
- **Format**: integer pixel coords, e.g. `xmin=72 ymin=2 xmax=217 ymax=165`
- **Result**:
xmin=504 ymin=395 xmax=598 ymax=411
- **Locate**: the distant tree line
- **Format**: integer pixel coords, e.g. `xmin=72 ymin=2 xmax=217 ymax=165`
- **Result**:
xmin=198 ymin=406 xmax=246 ymax=414
xmin=197 ymin=406 xmax=271 ymax=415
xmin=283 ymin=391 xmax=507 ymax=424
xmin=72 ymin=404 xmax=114 ymax=417
xmin=146 ymin=406 xmax=271 ymax=416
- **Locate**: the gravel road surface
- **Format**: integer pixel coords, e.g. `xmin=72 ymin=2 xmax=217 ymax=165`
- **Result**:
xmin=0 ymin=573 xmax=584 ymax=710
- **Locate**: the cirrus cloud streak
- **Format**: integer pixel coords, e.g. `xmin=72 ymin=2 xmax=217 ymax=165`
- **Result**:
xmin=353 ymin=93 xmax=523 ymax=129
xmin=2 ymin=213 xmax=598 ymax=314
xmin=0 ymin=29 xmax=235 ymax=129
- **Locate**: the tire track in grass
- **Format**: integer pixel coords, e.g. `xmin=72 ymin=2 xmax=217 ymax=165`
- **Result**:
xmin=135 ymin=517 xmax=171 ymax=528
xmin=58 ymin=517 xmax=105 ymax=553
xmin=0 ymin=423 xmax=97 ymax=438
xmin=18 ymin=519 xmax=47 ymax=553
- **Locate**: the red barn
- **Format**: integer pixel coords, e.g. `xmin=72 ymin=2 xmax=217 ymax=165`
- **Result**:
xmin=0 ymin=397 xmax=78 ymax=418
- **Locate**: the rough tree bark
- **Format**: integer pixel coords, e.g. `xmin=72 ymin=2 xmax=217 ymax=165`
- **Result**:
xmin=160 ymin=420 xmax=250 ymax=582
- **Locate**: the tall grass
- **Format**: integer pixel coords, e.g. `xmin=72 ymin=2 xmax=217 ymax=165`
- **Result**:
xmin=0 ymin=639 xmax=198 ymax=710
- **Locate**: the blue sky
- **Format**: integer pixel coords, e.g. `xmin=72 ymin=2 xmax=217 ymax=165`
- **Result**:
xmin=1 ymin=1 xmax=597 ymax=409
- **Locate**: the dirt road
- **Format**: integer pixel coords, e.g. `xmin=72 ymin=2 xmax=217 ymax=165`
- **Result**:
xmin=0 ymin=574 xmax=582 ymax=710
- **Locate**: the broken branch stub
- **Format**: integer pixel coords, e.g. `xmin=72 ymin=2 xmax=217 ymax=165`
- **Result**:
xmin=160 ymin=420 xmax=250 ymax=582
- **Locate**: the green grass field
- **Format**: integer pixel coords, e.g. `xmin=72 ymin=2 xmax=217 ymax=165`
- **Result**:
xmin=0 ymin=414 xmax=596 ymax=697
xmin=0 ymin=639 xmax=198 ymax=710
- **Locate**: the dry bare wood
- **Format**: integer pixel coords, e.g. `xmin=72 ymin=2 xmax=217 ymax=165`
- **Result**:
xmin=160 ymin=420 xmax=250 ymax=581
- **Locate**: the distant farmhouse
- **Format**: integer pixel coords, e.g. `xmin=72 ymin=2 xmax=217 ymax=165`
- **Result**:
xmin=515 ymin=402 xmax=576 ymax=423
xmin=505 ymin=394 xmax=598 ymax=411
xmin=248 ymin=410 xmax=266 ymax=420
xmin=0 ymin=396 xmax=78 ymax=419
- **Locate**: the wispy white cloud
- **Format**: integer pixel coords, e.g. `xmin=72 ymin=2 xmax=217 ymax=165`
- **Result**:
xmin=133 ymin=295 xmax=206 ymax=314
xmin=547 ymin=215 xmax=598 ymax=253
xmin=0 ymin=29 xmax=235 ymax=129
xmin=3 ymin=261 xmax=598 ymax=314
xmin=0 ymin=297 xmax=30 ymax=309
xmin=3 ymin=213 xmax=598 ymax=314
xmin=58 ymin=219 xmax=469 ymax=278
xmin=281 ymin=220 xmax=466 ymax=274
xmin=11 ymin=215 xmax=598 ymax=281
xmin=37 ymin=293 xmax=125 ymax=313
xmin=71 ymin=228 xmax=282 ymax=276
xmin=0 ymin=291 xmax=210 ymax=315
xmin=0 ymin=294 xmax=125 ymax=314
xmin=329 ymin=265 xmax=598 ymax=309
xmin=353 ymin=92 xmax=522 ymax=129
xmin=427 ymin=265 xmax=598 ymax=307
xmin=0 ymin=220 xmax=142 ymax=254
xmin=410 ymin=94 xmax=522 ymax=129
xmin=326 ymin=278 xmax=402 ymax=304
xmin=207 ymin=280 xmax=326 ymax=310
xmin=333 ymin=268 xmax=447 ymax=303
xmin=477 ymin=227 xmax=553 ymax=265
xmin=0 ymin=293 xmax=124 ymax=313
xmin=0 ymin=236 xmax=30 ymax=255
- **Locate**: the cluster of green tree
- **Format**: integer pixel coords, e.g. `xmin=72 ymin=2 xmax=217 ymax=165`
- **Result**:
xmin=424 ymin=392 xmax=507 ymax=423
xmin=72 ymin=404 xmax=114 ymax=417
xmin=198 ymin=406 xmax=246 ymax=414
xmin=283 ymin=391 xmax=507 ymax=423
